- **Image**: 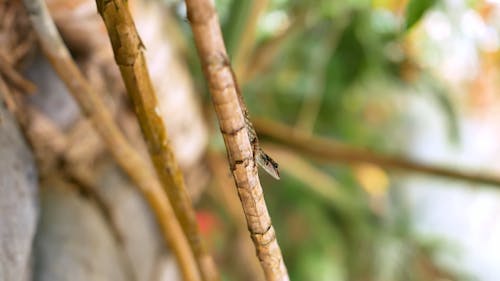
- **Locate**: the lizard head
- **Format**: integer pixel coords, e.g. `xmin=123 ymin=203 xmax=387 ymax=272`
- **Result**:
xmin=256 ymin=151 xmax=280 ymax=180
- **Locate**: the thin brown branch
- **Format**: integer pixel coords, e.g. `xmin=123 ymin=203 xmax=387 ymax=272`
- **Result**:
xmin=0 ymin=76 xmax=18 ymax=114
xmin=254 ymin=118 xmax=500 ymax=187
xmin=206 ymin=151 xmax=266 ymax=281
xmin=263 ymin=142 xmax=342 ymax=203
xmin=94 ymin=1 xmax=217 ymax=281
xmin=232 ymin=0 xmax=268 ymax=80
xmin=241 ymin=11 xmax=306 ymax=84
xmin=0 ymin=50 xmax=36 ymax=94
xmin=20 ymin=0 xmax=200 ymax=280
xmin=185 ymin=1 xmax=289 ymax=280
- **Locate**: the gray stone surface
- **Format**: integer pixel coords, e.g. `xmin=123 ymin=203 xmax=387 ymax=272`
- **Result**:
xmin=34 ymin=178 xmax=131 ymax=281
xmin=24 ymin=53 xmax=80 ymax=130
xmin=0 ymin=102 xmax=38 ymax=281
xmin=95 ymin=162 xmax=168 ymax=281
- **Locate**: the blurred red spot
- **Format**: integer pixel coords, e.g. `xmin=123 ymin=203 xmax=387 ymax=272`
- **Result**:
xmin=196 ymin=211 xmax=218 ymax=236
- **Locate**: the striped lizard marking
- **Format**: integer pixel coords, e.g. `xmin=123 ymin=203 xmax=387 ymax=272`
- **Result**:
xmin=220 ymin=54 xmax=280 ymax=180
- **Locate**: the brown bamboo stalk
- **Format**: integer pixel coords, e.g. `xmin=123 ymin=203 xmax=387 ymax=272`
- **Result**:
xmin=254 ymin=118 xmax=500 ymax=187
xmin=21 ymin=0 xmax=200 ymax=280
xmin=206 ymin=151 xmax=266 ymax=281
xmin=185 ymin=1 xmax=289 ymax=280
xmin=94 ymin=1 xmax=217 ymax=281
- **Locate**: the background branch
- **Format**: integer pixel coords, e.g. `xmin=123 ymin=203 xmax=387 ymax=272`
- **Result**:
xmin=21 ymin=0 xmax=200 ymax=280
xmin=254 ymin=118 xmax=500 ymax=187
xmin=232 ymin=0 xmax=268 ymax=80
xmin=241 ymin=11 xmax=306 ymax=84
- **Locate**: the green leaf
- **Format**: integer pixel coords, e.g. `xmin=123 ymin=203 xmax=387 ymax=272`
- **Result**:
xmin=404 ymin=0 xmax=437 ymax=31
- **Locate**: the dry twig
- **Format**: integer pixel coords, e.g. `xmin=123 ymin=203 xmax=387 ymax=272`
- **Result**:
xmin=207 ymin=152 xmax=266 ymax=281
xmin=186 ymin=0 xmax=289 ymax=280
xmin=21 ymin=0 xmax=200 ymax=280
xmin=95 ymin=0 xmax=217 ymax=280
xmin=254 ymin=118 xmax=500 ymax=187
xmin=232 ymin=0 xmax=268 ymax=79
xmin=264 ymin=143 xmax=342 ymax=203
xmin=241 ymin=12 xmax=306 ymax=83
xmin=0 ymin=51 xmax=36 ymax=94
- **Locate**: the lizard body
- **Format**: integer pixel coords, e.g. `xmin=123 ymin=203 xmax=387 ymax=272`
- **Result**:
xmin=224 ymin=56 xmax=280 ymax=180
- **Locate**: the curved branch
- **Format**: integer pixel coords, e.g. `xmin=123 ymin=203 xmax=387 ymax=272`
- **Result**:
xmin=254 ymin=118 xmax=500 ymax=187
xmin=21 ymin=0 xmax=201 ymax=280
xmin=232 ymin=0 xmax=268 ymax=79
xmin=95 ymin=0 xmax=219 ymax=280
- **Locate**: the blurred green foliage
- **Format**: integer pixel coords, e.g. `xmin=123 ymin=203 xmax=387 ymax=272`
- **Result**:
xmin=177 ymin=0 xmax=470 ymax=280
xmin=405 ymin=0 xmax=437 ymax=30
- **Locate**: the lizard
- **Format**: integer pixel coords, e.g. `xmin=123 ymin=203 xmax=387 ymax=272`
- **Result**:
xmin=222 ymin=55 xmax=280 ymax=180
